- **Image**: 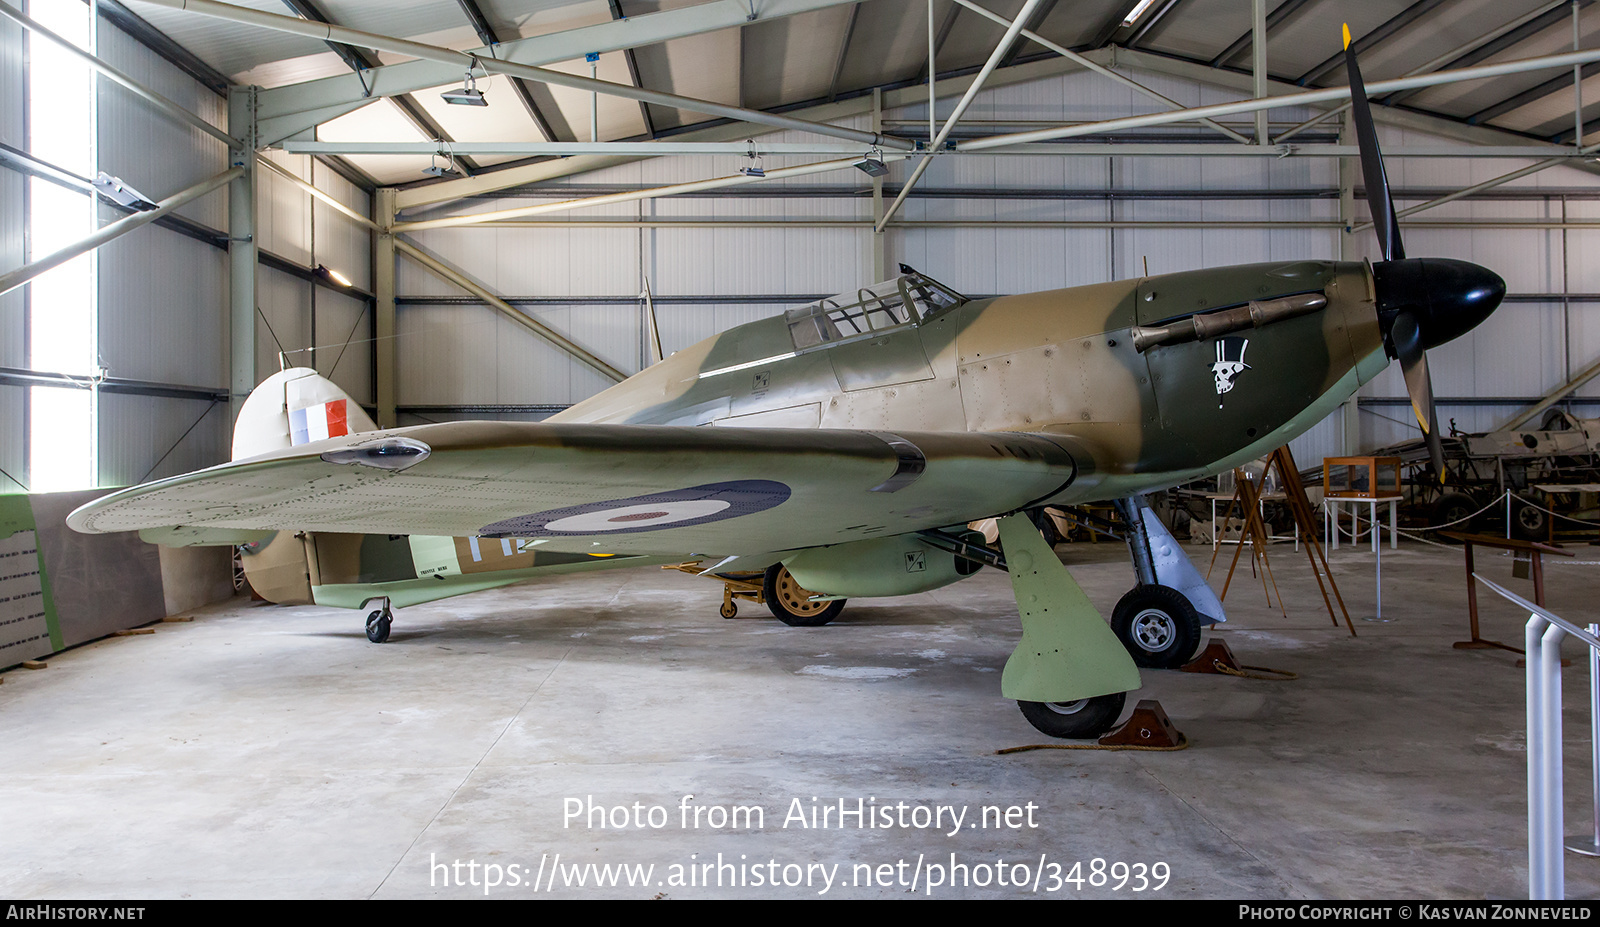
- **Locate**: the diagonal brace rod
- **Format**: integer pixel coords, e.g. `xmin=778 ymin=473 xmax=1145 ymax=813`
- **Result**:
xmin=876 ymin=0 xmax=1044 ymax=232
xmin=950 ymin=0 xmax=1250 ymax=144
xmin=0 ymin=167 xmax=242 ymax=299
xmin=393 ymin=239 xmax=626 ymax=382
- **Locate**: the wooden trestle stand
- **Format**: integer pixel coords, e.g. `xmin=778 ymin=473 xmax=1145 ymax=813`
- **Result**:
xmin=1207 ymin=446 xmax=1356 ymax=637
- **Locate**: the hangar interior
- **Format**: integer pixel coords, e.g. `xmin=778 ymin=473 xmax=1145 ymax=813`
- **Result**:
xmin=4 ymin=0 xmax=1600 ymax=900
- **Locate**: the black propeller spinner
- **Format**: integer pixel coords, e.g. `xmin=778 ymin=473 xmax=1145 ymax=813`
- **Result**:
xmin=1344 ymin=23 xmax=1505 ymax=482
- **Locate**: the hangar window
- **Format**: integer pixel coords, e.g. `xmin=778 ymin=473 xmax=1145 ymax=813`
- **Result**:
xmin=25 ymin=0 xmax=98 ymax=492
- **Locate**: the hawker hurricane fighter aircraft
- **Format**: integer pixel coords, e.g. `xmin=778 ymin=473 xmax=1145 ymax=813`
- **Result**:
xmin=67 ymin=34 xmax=1505 ymax=738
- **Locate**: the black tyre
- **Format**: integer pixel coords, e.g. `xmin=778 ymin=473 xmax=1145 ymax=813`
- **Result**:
xmin=1431 ymin=492 xmax=1480 ymax=537
xmin=365 ymin=609 xmax=391 ymax=643
xmin=1111 ymin=584 xmax=1203 ymax=669
xmin=719 ymin=600 xmax=738 ymax=619
xmin=1017 ymin=692 xmax=1127 ymax=739
xmin=764 ymin=564 xmax=844 ymax=627
xmin=1034 ymin=509 xmax=1063 ymax=548
xmin=1511 ymin=501 xmax=1549 ymax=541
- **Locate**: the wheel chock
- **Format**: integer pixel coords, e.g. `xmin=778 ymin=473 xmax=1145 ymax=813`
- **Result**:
xmin=21 ymin=660 xmax=46 ymax=670
xmin=1179 ymin=638 xmax=1299 ymax=680
xmin=1097 ymin=699 xmax=1185 ymax=748
xmin=1180 ymin=639 xmax=1242 ymax=674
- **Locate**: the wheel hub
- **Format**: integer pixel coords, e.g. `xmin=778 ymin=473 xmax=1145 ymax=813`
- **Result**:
xmin=1044 ymin=699 xmax=1088 ymax=715
xmin=777 ymin=570 xmax=829 ymax=614
xmin=1131 ymin=609 xmax=1176 ymax=652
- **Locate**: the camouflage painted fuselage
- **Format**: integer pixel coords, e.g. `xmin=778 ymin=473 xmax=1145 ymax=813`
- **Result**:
xmin=555 ymin=260 xmax=1387 ymax=504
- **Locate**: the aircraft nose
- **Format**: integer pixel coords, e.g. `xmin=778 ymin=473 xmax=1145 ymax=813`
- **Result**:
xmin=1373 ymin=257 xmax=1506 ymax=352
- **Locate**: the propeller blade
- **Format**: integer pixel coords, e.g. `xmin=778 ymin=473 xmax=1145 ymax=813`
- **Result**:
xmin=1391 ymin=311 xmax=1445 ymax=481
xmin=1343 ymin=23 xmax=1405 ymax=262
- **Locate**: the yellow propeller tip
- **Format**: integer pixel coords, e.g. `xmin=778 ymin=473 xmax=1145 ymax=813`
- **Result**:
xmin=1343 ymin=23 xmax=1352 ymax=49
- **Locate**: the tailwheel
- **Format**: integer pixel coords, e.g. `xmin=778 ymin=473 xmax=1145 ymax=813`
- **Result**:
xmin=365 ymin=603 xmax=393 ymax=643
xmin=764 ymin=564 xmax=844 ymax=627
xmin=1017 ymin=692 xmax=1126 ymax=739
xmin=1111 ymin=584 xmax=1202 ymax=669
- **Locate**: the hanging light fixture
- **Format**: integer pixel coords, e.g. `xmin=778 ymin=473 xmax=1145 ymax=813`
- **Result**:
xmin=853 ymin=147 xmax=888 ymax=177
xmin=739 ymin=140 xmax=765 ymax=178
xmin=442 ymin=58 xmax=488 ymax=106
xmin=422 ymin=148 xmax=462 ymax=178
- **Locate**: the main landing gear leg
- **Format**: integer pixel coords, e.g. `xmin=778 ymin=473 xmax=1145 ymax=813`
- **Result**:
xmin=995 ymin=514 xmax=1141 ymax=739
xmin=365 ymin=597 xmax=393 ymax=643
xmin=1111 ymin=496 xmax=1222 ymax=669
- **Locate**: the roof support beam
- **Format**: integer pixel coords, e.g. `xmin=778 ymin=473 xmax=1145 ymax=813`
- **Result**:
xmin=1088 ymin=0 xmax=1144 ymax=50
xmin=997 ymin=0 xmax=1056 ymax=68
xmin=393 ymin=152 xmax=907 ymax=231
xmin=1126 ymin=0 xmax=1185 ymax=47
xmin=1275 ymin=0 xmax=1577 ymax=145
xmin=394 ymin=46 xmax=1593 ymax=208
xmin=1468 ymin=61 xmax=1600 ymax=126
xmin=287 ymin=140 xmax=1586 ymax=158
xmin=275 ymin=0 xmax=476 ymax=174
xmin=454 ymin=0 xmax=562 ymax=142
xmin=252 ymin=0 xmax=877 ymax=140
xmin=141 ymin=0 xmax=912 ymax=153
xmin=606 ymin=0 xmax=656 ymax=139
xmin=951 ymin=0 xmax=1249 ymax=143
xmin=876 ymin=0 xmax=1045 ymax=231
xmin=962 ymin=45 xmax=1600 ymax=151
xmin=827 ymin=3 xmax=862 ymax=102
xmin=1384 ymin=0 xmax=1594 ymax=106
xmin=1295 ymin=0 xmax=1451 ymax=87
xmin=1210 ymin=0 xmax=1314 ymax=68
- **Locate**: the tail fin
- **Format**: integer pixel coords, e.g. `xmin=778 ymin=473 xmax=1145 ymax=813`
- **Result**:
xmin=231 ymin=367 xmax=379 ymax=461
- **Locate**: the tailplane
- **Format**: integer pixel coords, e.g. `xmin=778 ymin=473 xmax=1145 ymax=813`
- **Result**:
xmin=231 ymin=367 xmax=379 ymax=460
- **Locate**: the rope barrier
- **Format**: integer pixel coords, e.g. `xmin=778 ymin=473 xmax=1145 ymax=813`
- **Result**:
xmin=997 ymin=734 xmax=1190 ymax=754
xmin=1209 ymin=660 xmax=1299 ymax=681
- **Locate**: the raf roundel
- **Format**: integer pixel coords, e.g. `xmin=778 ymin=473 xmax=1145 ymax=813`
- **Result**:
xmin=480 ymin=480 xmax=792 ymax=537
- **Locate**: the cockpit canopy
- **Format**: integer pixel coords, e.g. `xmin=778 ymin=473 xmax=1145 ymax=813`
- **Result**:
xmin=784 ymin=265 xmax=967 ymax=352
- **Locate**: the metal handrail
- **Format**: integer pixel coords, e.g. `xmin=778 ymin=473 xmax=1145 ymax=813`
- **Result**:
xmin=1475 ymin=573 xmax=1600 ymax=899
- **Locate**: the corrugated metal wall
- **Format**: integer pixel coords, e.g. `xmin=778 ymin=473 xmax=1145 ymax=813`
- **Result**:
xmin=393 ymin=66 xmax=1600 ymax=476
xmin=0 ymin=13 xmax=23 ymax=492
xmin=93 ymin=14 xmax=231 ymax=487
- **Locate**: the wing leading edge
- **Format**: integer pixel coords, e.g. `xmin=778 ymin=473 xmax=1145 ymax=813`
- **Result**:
xmin=69 ymin=422 xmax=1083 ymax=556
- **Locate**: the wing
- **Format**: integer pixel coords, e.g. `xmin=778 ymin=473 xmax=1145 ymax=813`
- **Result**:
xmin=69 ymin=422 xmax=1082 ymax=556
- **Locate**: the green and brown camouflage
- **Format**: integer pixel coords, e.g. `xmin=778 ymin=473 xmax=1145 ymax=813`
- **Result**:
xmin=557 ymin=260 xmax=1385 ymax=505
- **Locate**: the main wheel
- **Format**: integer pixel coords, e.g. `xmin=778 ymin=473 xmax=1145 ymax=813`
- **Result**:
xmin=764 ymin=564 xmax=844 ymax=627
xmin=1431 ymin=492 xmax=1481 ymax=537
xmin=1511 ymin=501 xmax=1549 ymax=541
xmin=1111 ymin=584 xmax=1202 ymax=669
xmin=365 ymin=609 xmax=392 ymax=643
xmin=1017 ymin=692 xmax=1126 ymax=739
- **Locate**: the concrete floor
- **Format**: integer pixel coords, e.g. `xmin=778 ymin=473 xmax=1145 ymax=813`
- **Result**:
xmin=2 ymin=537 xmax=1598 ymax=899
